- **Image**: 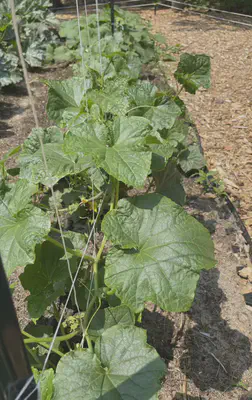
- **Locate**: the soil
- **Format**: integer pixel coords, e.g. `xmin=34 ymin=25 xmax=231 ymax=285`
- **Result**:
xmin=1 ymin=11 xmax=252 ymax=400
xmin=143 ymin=178 xmax=252 ymax=400
xmin=0 ymin=65 xmax=72 ymax=159
xmin=141 ymin=8 xmax=252 ymax=238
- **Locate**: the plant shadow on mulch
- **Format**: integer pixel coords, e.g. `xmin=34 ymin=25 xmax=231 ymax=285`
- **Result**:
xmin=0 ymin=121 xmax=15 ymax=138
xmin=180 ymin=268 xmax=252 ymax=392
xmin=1 ymin=83 xmax=28 ymax=98
xmin=0 ymin=101 xmax=25 ymax=120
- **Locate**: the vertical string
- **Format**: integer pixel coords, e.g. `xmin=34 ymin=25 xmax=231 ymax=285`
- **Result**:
xmin=75 ymin=0 xmax=85 ymax=69
xmin=95 ymin=0 xmax=103 ymax=75
xmin=83 ymin=0 xmax=90 ymax=48
xmin=12 ymin=0 xmax=107 ymax=396
xmin=75 ymin=0 xmax=89 ymax=111
xmin=9 ymin=0 xmax=82 ymax=322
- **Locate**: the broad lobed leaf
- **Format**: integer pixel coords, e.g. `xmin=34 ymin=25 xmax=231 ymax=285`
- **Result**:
xmin=20 ymin=240 xmax=76 ymax=318
xmin=0 ymin=180 xmax=51 ymax=276
xmin=174 ymin=53 xmax=211 ymax=94
xmin=53 ymin=325 xmax=166 ymax=399
xmin=102 ymin=193 xmax=215 ymax=313
xmin=65 ymin=116 xmax=152 ymax=188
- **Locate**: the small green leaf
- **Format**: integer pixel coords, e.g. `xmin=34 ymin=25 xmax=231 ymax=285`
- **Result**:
xmin=179 ymin=144 xmax=206 ymax=173
xmin=87 ymin=76 xmax=130 ymax=116
xmin=54 ymin=325 xmax=166 ymax=400
xmin=153 ymin=161 xmax=186 ymax=205
xmin=174 ymin=53 xmax=211 ymax=94
xmin=153 ymin=33 xmax=167 ymax=44
xmin=89 ymin=305 xmax=135 ymax=340
xmin=1 ymin=145 xmax=21 ymax=162
xmin=0 ymin=180 xmax=50 ymax=276
xmin=163 ymin=53 xmax=176 ymax=62
xmin=33 ymin=368 xmax=54 ymax=400
xmin=51 ymin=230 xmax=86 ymax=258
xmin=66 ymin=117 xmax=152 ymax=188
xmin=20 ymin=241 xmax=76 ymax=318
xmin=102 ymin=193 xmax=215 ymax=312
xmin=128 ymin=81 xmax=158 ymax=107
xmin=150 ymin=119 xmax=188 ymax=158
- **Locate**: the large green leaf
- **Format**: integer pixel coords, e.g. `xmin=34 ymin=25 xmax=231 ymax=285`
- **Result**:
xmin=89 ymin=305 xmax=135 ymax=340
xmin=19 ymin=143 xmax=92 ymax=186
xmin=20 ymin=241 xmax=76 ymax=318
xmin=174 ymin=53 xmax=211 ymax=94
xmin=66 ymin=117 xmax=152 ymax=188
xmin=0 ymin=180 xmax=50 ymax=275
xmin=53 ymin=325 xmax=166 ymax=400
xmin=33 ymin=368 xmax=54 ymax=400
xmin=46 ymin=78 xmax=92 ymax=123
xmin=179 ymin=144 xmax=206 ymax=173
xmin=102 ymin=193 xmax=215 ymax=312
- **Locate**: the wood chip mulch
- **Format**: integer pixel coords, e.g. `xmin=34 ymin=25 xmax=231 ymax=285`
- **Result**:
xmin=141 ymin=9 xmax=252 ymax=237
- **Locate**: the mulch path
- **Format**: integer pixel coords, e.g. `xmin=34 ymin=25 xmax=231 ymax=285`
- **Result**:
xmin=142 ymin=8 xmax=252 ymax=237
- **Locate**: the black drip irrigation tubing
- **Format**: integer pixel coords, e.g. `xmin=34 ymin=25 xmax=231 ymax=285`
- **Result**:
xmin=192 ymin=122 xmax=252 ymax=263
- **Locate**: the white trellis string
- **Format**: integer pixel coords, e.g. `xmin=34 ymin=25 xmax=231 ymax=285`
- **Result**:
xmin=76 ymin=0 xmax=85 ymax=69
xmin=14 ymin=376 xmax=36 ymax=400
xmin=80 ymin=178 xmax=96 ymax=348
xmin=83 ymin=0 xmax=90 ymax=47
xmin=75 ymin=0 xmax=89 ymax=111
xmin=8 ymin=0 xmax=99 ymax=398
xmin=9 ymin=0 xmax=83 ymax=330
xmin=42 ymin=0 xmax=109 ymax=361
xmin=20 ymin=194 xmax=106 ymax=400
xmin=41 ymin=195 xmax=106 ymax=371
xmin=95 ymin=0 xmax=103 ymax=75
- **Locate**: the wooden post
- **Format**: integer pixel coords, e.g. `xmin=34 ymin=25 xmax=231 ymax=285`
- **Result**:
xmin=0 ymin=257 xmax=37 ymax=400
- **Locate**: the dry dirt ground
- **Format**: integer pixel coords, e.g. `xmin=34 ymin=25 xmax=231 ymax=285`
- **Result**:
xmin=1 ymin=11 xmax=252 ymax=400
xmin=142 ymin=8 xmax=252 ymax=238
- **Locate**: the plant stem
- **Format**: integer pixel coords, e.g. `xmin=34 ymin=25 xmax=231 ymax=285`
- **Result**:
xmin=46 ymin=235 xmax=95 ymax=263
xmin=50 ymin=227 xmax=62 ymax=234
xmin=22 ymin=331 xmax=64 ymax=358
xmin=53 ymin=302 xmax=71 ymax=351
xmin=93 ymin=236 xmax=107 ymax=292
xmin=85 ymin=334 xmax=93 ymax=351
xmin=83 ymin=294 xmax=98 ymax=333
xmin=25 ymin=344 xmax=43 ymax=369
xmin=126 ymin=104 xmax=152 ymax=114
xmin=115 ymin=179 xmax=120 ymax=208
xmin=81 ymin=176 xmax=117 ymax=348
xmin=22 ymin=329 xmax=79 ymax=345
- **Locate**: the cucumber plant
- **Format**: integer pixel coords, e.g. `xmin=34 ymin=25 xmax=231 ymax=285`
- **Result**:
xmin=0 ymin=7 xmax=214 ymax=399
